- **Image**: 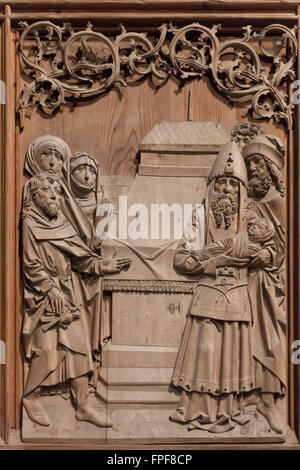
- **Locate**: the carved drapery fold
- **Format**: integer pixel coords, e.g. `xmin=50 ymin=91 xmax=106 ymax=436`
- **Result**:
xmin=17 ymin=21 xmax=297 ymax=129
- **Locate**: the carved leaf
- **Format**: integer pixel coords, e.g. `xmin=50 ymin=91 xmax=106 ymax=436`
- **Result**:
xmin=17 ymin=21 xmax=297 ymax=129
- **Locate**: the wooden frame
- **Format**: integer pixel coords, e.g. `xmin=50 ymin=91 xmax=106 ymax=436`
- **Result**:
xmin=0 ymin=0 xmax=300 ymax=449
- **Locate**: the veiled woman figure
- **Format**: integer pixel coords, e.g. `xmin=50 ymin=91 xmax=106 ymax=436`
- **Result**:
xmin=68 ymin=151 xmax=115 ymax=239
xmin=22 ymin=136 xmax=122 ymax=418
xmin=24 ymin=135 xmax=96 ymax=248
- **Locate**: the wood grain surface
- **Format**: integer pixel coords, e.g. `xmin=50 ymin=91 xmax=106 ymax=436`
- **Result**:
xmin=3 ymin=4 xmax=16 ymax=443
xmin=0 ymin=18 xmax=3 ymax=444
xmin=0 ymin=0 xmax=298 ymax=447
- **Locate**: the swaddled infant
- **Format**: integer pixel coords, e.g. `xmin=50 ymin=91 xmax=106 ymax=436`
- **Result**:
xmin=190 ymin=212 xmax=274 ymax=262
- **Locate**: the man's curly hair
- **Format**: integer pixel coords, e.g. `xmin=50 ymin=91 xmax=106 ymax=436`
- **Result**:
xmin=22 ymin=173 xmax=61 ymax=217
xmin=264 ymin=158 xmax=285 ymax=198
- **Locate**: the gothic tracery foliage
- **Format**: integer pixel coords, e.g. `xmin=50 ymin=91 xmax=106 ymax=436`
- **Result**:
xmin=18 ymin=21 xmax=297 ymax=129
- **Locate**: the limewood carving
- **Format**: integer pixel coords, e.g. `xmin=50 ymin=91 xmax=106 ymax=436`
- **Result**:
xmin=231 ymin=123 xmax=264 ymax=148
xmin=17 ymin=21 xmax=297 ymax=129
xmin=170 ymin=135 xmax=286 ymax=436
xmin=21 ymin=136 xmax=131 ymax=428
xmin=20 ymin=128 xmax=287 ymax=441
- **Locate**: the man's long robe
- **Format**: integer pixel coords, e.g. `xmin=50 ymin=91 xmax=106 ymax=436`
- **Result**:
xmin=22 ymin=207 xmax=104 ymax=395
xmin=170 ymin=210 xmax=255 ymax=428
xmin=248 ymin=185 xmax=286 ymax=392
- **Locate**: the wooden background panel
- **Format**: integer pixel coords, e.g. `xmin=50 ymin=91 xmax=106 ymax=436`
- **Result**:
xmin=2 ymin=0 xmax=296 ymax=25
xmin=295 ymin=6 xmax=300 ymax=441
xmin=2 ymin=0 xmax=299 ymax=13
xmin=16 ymin=74 xmax=287 ymax=243
xmin=17 ymin=78 xmax=287 ymax=179
xmin=3 ymin=0 xmax=299 ymax=8
xmin=4 ymin=7 xmax=17 ymax=441
xmin=0 ymin=19 xmax=4 ymax=443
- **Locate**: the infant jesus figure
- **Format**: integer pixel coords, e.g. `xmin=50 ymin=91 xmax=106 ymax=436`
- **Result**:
xmin=189 ymin=210 xmax=275 ymax=267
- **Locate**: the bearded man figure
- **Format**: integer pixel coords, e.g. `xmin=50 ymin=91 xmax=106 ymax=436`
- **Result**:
xmin=21 ymin=174 xmax=131 ymax=427
xmin=170 ymin=142 xmax=255 ymax=433
xmin=24 ymin=136 xmax=100 ymax=250
xmin=24 ymin=138 xmax=114 ymax=404
xmin=242 ymin=134 xmax=286 ymax=434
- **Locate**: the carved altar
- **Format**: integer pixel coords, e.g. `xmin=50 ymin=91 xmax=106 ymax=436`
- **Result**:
xmin=100 ymin=121 xmax=229 ymax=405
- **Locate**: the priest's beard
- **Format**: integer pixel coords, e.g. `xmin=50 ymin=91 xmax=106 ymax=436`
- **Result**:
xmin=211 ymin=192 xmax=238 ymax=229
xmin=248 ymin=171 xmax=272 ymax=198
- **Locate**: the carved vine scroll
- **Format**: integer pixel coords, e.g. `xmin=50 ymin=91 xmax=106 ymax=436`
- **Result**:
xmin=17 ymin=21 xmax=297 ymax=129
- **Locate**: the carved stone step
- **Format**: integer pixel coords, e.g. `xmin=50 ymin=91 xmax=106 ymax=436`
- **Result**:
xmin=97 ymin=367 xmax=178 ymax=404
xmin=102 ymin=344 xmax=179 ymax=368
xmin=96 ymin=381 xmax=179 ymax=405
xmin=99 ymin=367 xmax=174 ymax=385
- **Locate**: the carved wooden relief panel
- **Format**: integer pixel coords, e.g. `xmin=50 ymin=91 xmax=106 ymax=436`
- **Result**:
xmin=1 ymin=0 xmax=300 ymax=449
